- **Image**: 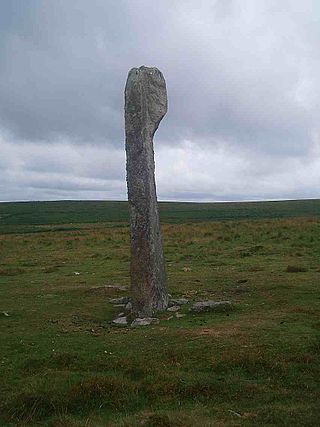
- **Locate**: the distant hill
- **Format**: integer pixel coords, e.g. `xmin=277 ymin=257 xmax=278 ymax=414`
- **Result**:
xmin=0 ymin=199 xmax=319 ymax=234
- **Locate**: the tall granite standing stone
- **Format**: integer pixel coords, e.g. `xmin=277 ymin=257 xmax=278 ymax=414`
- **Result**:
xmin=125 ymin=66 xmax=168 ymax=317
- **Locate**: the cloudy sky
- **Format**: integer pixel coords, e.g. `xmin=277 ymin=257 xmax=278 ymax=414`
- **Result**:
xmin=0 ymin=0 xmax=319 ymax=202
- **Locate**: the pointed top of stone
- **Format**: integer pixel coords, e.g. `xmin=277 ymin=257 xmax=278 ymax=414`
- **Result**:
xmin=125 ymin=66 xmax=167 ymax=136
xmin=126 ymin=66 xmax=166 ymax=88
xmin=128 ymin=65 xmax=164 ymax=74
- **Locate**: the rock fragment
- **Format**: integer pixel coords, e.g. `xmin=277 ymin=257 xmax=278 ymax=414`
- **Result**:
xmin=167 ymin=305 xmax=180 ymax=312
xmin=112 ymin=316 xmax=128 ymax=326
xmin=125 ymin=302 xmax=132 ymax=311
xmin=131 ymin=317 xmax=160 ymax=327
xmin=175 ymin=313 xmax=186 ymax=318
xmin=109 ymin=297 xmax=130 ymax=305
xmin=190 ymin=300 xmax=233 ymax=313
xmin=169 ymin=298 xmax=189 ymax=306
xmin=101 ymin=284 xmax=128 ymax=291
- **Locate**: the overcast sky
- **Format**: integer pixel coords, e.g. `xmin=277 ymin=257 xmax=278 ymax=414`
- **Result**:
xmin=0 ymin=0 xmax=319 ymax=202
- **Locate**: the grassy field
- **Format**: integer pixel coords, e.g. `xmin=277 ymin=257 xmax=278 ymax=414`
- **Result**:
xmin=0 ymin=199 xmax=320 ymax=234
xmin=0 ymin=200 xmax=319 ymax=426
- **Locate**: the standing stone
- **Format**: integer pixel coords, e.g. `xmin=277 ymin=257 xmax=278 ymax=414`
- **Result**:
xmin=125 ymin=66 xmax=168 ymax=317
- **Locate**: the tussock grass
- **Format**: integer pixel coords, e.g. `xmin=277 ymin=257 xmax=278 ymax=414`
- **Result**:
xmin=0 ymin=267 xmax=25 ymax=276
xmin=286 ymin=265 xmax=308 ymax=273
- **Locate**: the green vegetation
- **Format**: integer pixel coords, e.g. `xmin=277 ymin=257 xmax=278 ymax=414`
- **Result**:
xmin=0 ymin=199 xmax=320 ymax=234
xmin=0 ymin=200 xmax=319 ymax=426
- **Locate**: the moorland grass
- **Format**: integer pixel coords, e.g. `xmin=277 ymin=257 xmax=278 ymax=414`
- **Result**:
xmin=0 ymin=202 xmax=319 ymax=426
xmin=0 ymin=199 xmax=320 ymax=233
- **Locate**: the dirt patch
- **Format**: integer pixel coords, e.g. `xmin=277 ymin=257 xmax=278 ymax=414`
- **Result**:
xmin=183 ymin=310 xmax=284 ymax=339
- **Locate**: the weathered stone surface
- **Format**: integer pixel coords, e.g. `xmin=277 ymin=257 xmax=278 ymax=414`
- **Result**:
xmin=125 ymin=66 xmax=168 ymax=317
xmin=169 ymin=298 xmax=189 ymax=306
xmin=190 ymin=300 xmax=233 ymax=313
xmin=112 ymin=316 xmax=128 ymax=326
xmin=131 ymin=317 xmax=160 ymax=327
xmin=109 ymin=297 xmax=130 ymax=304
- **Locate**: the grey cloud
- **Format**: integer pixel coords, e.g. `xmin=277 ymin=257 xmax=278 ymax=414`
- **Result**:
xmin=0 ymin=0 xmax=319 ymax=201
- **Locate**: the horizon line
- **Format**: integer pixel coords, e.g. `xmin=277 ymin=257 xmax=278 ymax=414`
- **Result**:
xmin=0 ymin=197 xmax=319 ymax=204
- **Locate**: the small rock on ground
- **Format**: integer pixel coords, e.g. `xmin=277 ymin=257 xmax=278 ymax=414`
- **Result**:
xmin=131 ymin=318 xmax=159 ymax=327
xmin=112 ymin=316 xmax=128 ymax=326
xmin=168 ymin=298 xmax=189 ymax=306
xmin=125 ymin=302 xmax=132 ymax=311
xmin=175 ymin=313 xmax=185 ymax=318
xmin=109 ymin=297 xmax=130 ymax=304
xmin=167 ymin=305 xmax=180 ymax=312
xmin=104 ymin=284 xmax=128 ymax=290
xmin=190 ymin=300 xmax=232 ymax=313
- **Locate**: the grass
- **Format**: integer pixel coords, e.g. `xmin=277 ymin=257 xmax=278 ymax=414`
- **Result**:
xmin=0 ymin=199 xmax=320 ymax=233
xmin=0 ymin=200 xmax=319 ymax=426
